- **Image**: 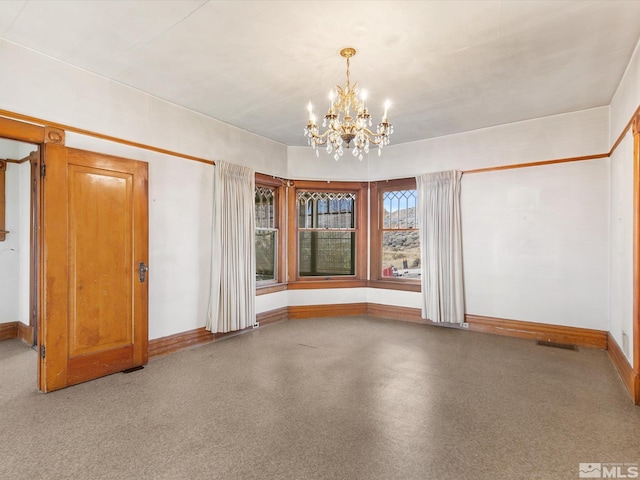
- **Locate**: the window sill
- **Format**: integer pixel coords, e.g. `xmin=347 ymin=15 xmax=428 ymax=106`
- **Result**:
xmin=256 ymin=283 xmax=288 ymax=296
xmin=288 ymin=279 xmax=367 ymax=290
xmin=367 ymin=280 xmax=421 ymax=292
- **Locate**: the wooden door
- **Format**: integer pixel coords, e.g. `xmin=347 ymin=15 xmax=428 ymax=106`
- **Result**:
xmin=40 ymin=145 xmax=148 ymax=392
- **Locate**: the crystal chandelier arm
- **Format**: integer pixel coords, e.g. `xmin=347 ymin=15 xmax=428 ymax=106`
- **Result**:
xmin=358 ymin=126 xmax=392 ymax=145
xmin=305 ymin=127 xmax=331 ymax=145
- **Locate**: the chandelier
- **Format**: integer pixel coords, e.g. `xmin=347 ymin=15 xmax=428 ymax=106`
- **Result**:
xmin=304 ymin=47 xmax=393 ymax=161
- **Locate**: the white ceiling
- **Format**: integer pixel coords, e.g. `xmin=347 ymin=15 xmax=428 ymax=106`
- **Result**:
xmin=1 ymin=1 xmax=640 ymax=147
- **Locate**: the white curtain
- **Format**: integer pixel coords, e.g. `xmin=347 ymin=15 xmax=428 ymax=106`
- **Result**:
xmin=416 ymin=170 xmax=464 ymax=324
xmin=207 ymin=160 xmax=256 ymax=333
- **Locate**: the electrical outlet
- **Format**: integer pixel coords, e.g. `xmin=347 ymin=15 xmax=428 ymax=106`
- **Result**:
xmin=460 ymin=322 xmax=469 ymax=329
xmin=252 ymin=322 xmax=260 ymax=329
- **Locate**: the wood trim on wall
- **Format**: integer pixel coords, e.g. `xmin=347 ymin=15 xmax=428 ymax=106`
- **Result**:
xmin=0 ymin=322 xmax=33 ymax=344
xmin=608 ymin=334 xmax=639 ymax=404
xmin=462 ymin=153 xmax=609 ymax=175
xmin=0 ymin=110 xmax=213 ymax=166
xmin=287 ymin=280 xmax=367 ymax=290
xmin=256 ymin=283 xmax=288 ymax=296
xmin=288 ymin=303 xmax=368 ymax=320
xmin=256 ymin=306 xmax=289 ymax=325
xmin=0 ymin=322 xmax=18 ymax=341
xmin=465 ymin=314 xmax=607 ymax=349
xmin=0 ymin=116 xmax=45 ymax=144
xmin=149 ymin=308 xmax=288 ymax=359
xmin=367 ymin=303 xmax=425 ymax=324
xmin=633 ymin=112 xmax=640 ymax=404
xmin=149 ymin=327 xmax=214 ymax=359
xmin=0 ymin=103 xmax=636 ymax=180
xmin=18 ymin=323 xmax=34 ymax=346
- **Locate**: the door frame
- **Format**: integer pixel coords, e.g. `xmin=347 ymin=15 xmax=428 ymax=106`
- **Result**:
xmin=0 ymin=117 xmax=65 ymax=391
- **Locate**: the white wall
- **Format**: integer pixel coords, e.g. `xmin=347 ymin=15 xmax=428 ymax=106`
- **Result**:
xmin=611 ymin=39 xmax=640 ymax=145
xmin=287 ymin=146 xmax=369 ymax=181
xmin=0 ymin=39 xmax=288 ymax=177
xmin=0 ymin=157 xmax=20 ymax=324
xmin=0 ymin=36 xmax=625 ymax=343
xmin=462 ymin=159 xmax=609 ymax=330
xmin=368 ymin=107 xmax=609 ymax=180
xmin=0 ymin=140 xmax=36 ymax=327
xmin=608 ymin=36 xmax=640 ymax=364
xmin=17 ymin=160 xmax=30 ymax=325
xmin=609 ymin=133 xmax=634 ymax=362
xmin=287 ymin=107 xmax=611 ymax=334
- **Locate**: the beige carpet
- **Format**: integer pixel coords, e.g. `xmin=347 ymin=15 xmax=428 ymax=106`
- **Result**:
xmin=1 ymin=316 xmax=639 ymax=480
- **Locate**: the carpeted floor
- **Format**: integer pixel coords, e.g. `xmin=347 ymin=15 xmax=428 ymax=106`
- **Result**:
xmin=1 ymin=316 xmax=639 ymax=480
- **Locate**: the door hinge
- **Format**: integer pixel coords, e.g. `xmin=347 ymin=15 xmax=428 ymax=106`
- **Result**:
xmin=40 ymin=345 xmax=45 ymax=359
xmin=40 ymin=163 xmax=46 ymax=177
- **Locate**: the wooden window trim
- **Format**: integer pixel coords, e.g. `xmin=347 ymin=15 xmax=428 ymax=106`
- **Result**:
xmin=255 ymin=173 xmax=287 ymax=289
xmin=370 ymin=177 xmax=421 ymax=290
xmin=288 ymin=180 xmax=367 ymax=287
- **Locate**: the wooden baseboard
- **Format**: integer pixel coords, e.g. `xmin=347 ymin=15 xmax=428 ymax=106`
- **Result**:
xmin=288 ymin=302 xmax=368 ymax=320
xmin=149 ymin=327 xmax=214 ymax=359
xmin=149 ymin=309 xmax=288 ymax=359
xmin=256 ymin=306 xmax=288 ymax=325
xmin=17 ymin=323 xmax=34 ymax=345
xmin=465 ymin=314 xmax=608 ymax=349
xmin=367 ymin=303 xmax=426 ymax=324
xmin=0 ymin=322 xmax=18 ymax=341
xmin=607 ymin=335 xmax=640 ymax=405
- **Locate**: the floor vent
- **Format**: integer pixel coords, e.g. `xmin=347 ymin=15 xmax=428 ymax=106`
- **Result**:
xmin=536 ymin=340 xmax=578 ymax=351
xmin=122 ymin=365 xmax=144 ymax=374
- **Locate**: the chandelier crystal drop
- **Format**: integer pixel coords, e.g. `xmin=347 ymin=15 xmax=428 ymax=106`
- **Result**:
xmin=304 ymin=47 xmax=394 ymax=161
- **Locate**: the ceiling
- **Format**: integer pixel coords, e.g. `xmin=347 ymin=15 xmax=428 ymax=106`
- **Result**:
xmin=1 ymin=1 xmax=640 ymax=147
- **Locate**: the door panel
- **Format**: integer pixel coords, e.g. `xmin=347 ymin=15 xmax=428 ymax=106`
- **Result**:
xmin=68 ymin=165 xmax=133 ymax=356
xmin=41 ymin=145 xmax=148 ymax=392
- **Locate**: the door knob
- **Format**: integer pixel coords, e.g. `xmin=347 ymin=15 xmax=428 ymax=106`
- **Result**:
xmin=138 ymin=262 xmax=149 ymax=283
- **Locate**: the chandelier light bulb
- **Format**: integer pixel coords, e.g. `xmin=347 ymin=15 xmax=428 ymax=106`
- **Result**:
xmin=383 ymin=100 xmax=391 ymax=122
xmin=361 ymin=90 xmax=367 ymax=110
xmin=307 ymin=102 xmax=314 ymax=121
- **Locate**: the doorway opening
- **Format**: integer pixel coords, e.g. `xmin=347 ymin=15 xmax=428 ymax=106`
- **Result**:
xmin=0 ymin=137 xmax=40 ymax=387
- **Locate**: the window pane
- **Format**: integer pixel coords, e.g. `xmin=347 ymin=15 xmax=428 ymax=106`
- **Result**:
xmin=297 ymin=191 xmax=355 ymax=229
xmin=299 ymin=231 xmax=355 ymax=276
xmin=381 ymin=231 xmax=420 ymax=279
xmin=383 ymin=190 xmax=417 ymax=229
xmin=255 ymin=186 xmax=275 ymax=229
xmin=256 ymin=230 xmax=276 ymax=282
